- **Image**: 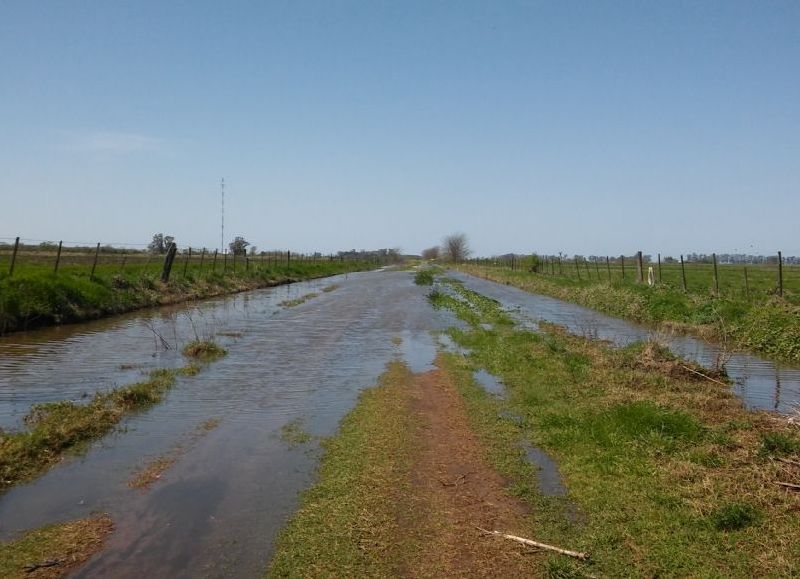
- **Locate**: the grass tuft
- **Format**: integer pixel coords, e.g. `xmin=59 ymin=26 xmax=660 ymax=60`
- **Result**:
xmin=182 ymin=339 xmax=227 ymax=361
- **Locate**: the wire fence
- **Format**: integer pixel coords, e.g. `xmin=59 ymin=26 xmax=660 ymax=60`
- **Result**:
xmin=470 ymin=250 xmax=800 ymax=302
xmin=0 ymin=236 xmax=387 ymax=283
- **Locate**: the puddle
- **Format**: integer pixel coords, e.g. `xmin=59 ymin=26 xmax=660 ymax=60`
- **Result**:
xmin=473 ymin=369 xmax=506 ymax=397
xmin=451 ymin=272 xmax=800 ymax=414
xmin=0 ymin=269 xmax=455 ymax=576
xmin=522 ymin=443 xmax=567 ymax=497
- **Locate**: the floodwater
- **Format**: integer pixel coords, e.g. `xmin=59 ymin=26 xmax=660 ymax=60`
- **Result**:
xmin=0 ymin=269 xmax=457 ymax=577
xmin=451 ymin=272 xmax=800 ymax=414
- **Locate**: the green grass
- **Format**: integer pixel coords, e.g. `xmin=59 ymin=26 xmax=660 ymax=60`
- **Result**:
xmin=0 ymin=344 xmax=226 ymax=490
xmin=0 ymin=255 xmax=374 ymax=334
xmin=268 ymin=361 xmax=417 ymax=577
xmin=413 ymin=270 xmax=434 ymax=285
xmin=182 ymin=339 xmax=227 ymax=361
xmin=460 ymin=264 xmax=800 ymax=364
xmin=432 ymin=279 xmax=800 ymax=576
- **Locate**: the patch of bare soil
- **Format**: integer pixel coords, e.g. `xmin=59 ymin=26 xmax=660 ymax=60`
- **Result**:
xmin=404 ymin=369 xmax=538 ymax=577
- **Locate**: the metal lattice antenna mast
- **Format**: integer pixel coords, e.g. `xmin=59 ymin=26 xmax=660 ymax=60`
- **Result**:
xmin=220 ymin=178 xmax=225 ymax=252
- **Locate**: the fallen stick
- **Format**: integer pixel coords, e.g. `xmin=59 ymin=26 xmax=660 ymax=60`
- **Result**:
xmin=476 ymin=527 xmax=589 ymax=560
xmin=775 ymin=457 xmax=800 ymax=468
xmin=679 ymin=365 xmax=728 ymax=387
xmin=24 ymin=559 xmax=62 ymax=573
xmin=775 ymin=481 xmax=800 ymax=490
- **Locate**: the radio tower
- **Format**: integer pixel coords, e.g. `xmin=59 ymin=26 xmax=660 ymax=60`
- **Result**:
xmin=220 ymin=178 xmax=225 ymax=252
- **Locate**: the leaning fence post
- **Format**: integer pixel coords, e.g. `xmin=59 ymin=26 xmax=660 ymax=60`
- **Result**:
xmin=636 ymin=251 xmax=644 ymax=284
xmin=161 ymin=242 xmax=178 ymax=283
xmin=90 ymin=242 xmax=101 ymax=280
xmin=680 ymin=255 xmax=687 ymax=291
xmin=712 ymin=253 xmax=719 ymax=295
xmin=54 ymin=240 xmax=63 ymax=274
xmin=7 ymin=236 xmax=20 ymax=277
xmin=777 ymin=251 xmax=784 ymax=297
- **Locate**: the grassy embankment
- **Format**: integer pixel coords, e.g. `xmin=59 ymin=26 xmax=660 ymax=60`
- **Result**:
xmin=0 ymin=259 xmax=372 ymax=334
xmin=458 ymin=263 xmax=800 ymax=364
xmin=0 ymin=340 xmax=226 ymax=490
xmin=269 ymin=277 xmax=800 ymax=577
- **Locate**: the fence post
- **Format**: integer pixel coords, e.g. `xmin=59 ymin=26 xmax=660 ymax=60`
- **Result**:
xmin=199 ymin=248 xmax=206 ymax=272
xmin=744 ymin=266 xmax=750 ymax=299
xmin=183 ymin=247 xmax=191 ymax=277
xmin=636 ymin=251 xmax=643 ymax=284
xmin=232 ymin=251 xmax=236 ymax=273
xmin=161 ymin=242 xmax=178 ymax=283
xmin=584 ymin=259 xmax=591 ymax=279
xmin=54 ymin=240 xmax=63 ymax=274
xmin=657 ymin=253 xmax=662 ymax=283
xmin=574 ymin=257 xmax=581 ymax=280
xmin=212 ymin=249 xmax=218 ymax=272
xmin=621 ymin=255 xmax=625 ymax=279
xmin=712 ymin=253 xmax=719 ymax=295
xmin=606 ymin=256 xmax=611 ymax=281
xmin=680 ymin=255 xmax=687 ymax=291
xmin=777 ymin=251 xmax=783 ymax=297
xmin=90 ymin=242 xmax=101 ymax=280
xmin=7 ymin=236 xmax=20 ymax=277
xmin=594 ymin=259 xmax=600 ymax=279
xmin=287 ymin=250 xmax=291 ymax=265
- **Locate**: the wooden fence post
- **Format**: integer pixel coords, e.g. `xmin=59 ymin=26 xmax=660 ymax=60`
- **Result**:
xmin=161 ymin=243 xmax=178 ymax=282
xmin=90 ymin=242 xmax=101 ymax=280
xmin=621 ymin=255 xmax=626 ymax=279
xmin=680 ymin=255 xmax=687 ymax=291
xmin=8 ymin=236 xmax=20 ymax=277
xmin=606 ymin=256 xmax=611 ymax=281
xmin=574 ymin=257 xmax=581 ymax=280
xmin=287 ymin=250 xmax=291 ymax=266
xmin=584 ymin=259 xmax=591 ymax=279
xmin=212 ymin=249 xmax=218 ymax=272
xmin=712 ymin=253 xmax=719 ymax=295
xmin=223 ymin=250 xmax=228 ymax=272
xmin=199 ymin=248 xmax=206 ymax=272
xmin=777 ymin=251 xmax=784 ymax=297
xmin=183 ymin=247 xmax=192 ymax=277
xmin=657 ymin=253 xmax=662 ymax=283
xmin=636 ymin=251 xmax=643 ymax=284
xmin=594 ymin=259 xmax=600 ymax=279
xmin=744 ymin=267 xmax=750 ymax=299
xmin=54 ymin=240 xmax=63 ymax=274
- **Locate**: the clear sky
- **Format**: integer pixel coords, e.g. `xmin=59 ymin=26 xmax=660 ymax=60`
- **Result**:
xmin=1 ymin=1 xmax=798 ymax=257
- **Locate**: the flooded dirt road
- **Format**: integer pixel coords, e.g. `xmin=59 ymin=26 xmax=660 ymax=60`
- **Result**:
xmin=452 ymin=272 xmax=800 ymax=413
xmin=0 ymin=269 xmax=457 ymax=577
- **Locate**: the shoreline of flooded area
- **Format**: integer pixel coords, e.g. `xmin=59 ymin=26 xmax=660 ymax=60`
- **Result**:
xmin=450 ymin=271 xmax=800 ymax=414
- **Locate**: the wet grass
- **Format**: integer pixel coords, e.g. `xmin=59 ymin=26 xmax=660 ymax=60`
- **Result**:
xmin=268 ymin=361 xmax=417 ymax=577
xmin=0 ymin=260 xmax=373 ymax=335
xmin=433 ymin=279 xmax=800 ymax=576
xmin=279 ymin=293 xmax=319 ymax=308
xmin=413 ymin=270 xmax=434 ymax=286
xmin=182 ymin=339 xmax=227 ymax=362
xmin=460 ymin=264 xmax=800 ymax=364
xmin=0 ymin=344 xmax=227 ymax=490
xmin=128 ymin=455 xmax=177 ymax=489
xmin=321 ymin=284 xmax=339 ymax=293
xmin=0 ymin=514 xmax=113 ymax=578
xmin=279 ymin=418 xmax=312 ymax=448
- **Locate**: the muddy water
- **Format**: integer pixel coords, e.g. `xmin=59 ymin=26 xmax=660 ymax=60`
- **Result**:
xmin=452 ymin=272 xmax=800 ymax=414
xmin=0 ymin=270 xmax=457 ymax=577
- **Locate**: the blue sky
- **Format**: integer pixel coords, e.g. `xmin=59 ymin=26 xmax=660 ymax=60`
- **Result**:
xmin=1 ymin=1 xmax=798 ymax=256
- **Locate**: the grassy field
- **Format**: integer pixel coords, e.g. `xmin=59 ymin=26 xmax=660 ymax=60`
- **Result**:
xmin=459 ymin=263 xmax=800 ymax=364
xmin=0 ymin=248 xmax=374 ymax=333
